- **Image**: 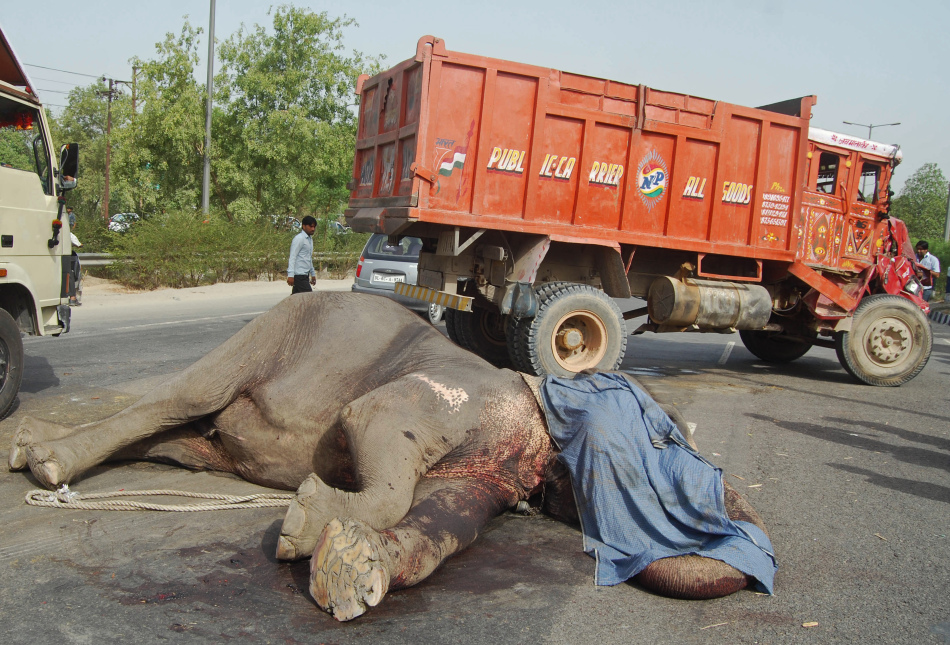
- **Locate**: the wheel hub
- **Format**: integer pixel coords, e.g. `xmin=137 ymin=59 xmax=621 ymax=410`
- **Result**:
xmin=556 ymin=327 xmax=584 ymax=351
xmin=550 ymin=310 xmax=608 ymax=371
xmin=865 ymin=316 xmax=911 ymax=364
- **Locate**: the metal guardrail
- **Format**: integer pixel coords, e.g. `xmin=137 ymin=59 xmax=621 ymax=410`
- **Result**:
xmin=78 ymin=252 xmax=359 ymax=267
xmin=77 ymin=253 xmax=114 ymax=267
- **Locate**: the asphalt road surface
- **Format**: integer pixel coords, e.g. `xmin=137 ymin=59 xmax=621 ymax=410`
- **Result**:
xmin=1 ymin=279 xmax=947 ymax=644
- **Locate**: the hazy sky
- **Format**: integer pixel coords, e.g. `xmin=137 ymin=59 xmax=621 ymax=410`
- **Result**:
xmin=3 ymin=0 xmax=947 ymax=191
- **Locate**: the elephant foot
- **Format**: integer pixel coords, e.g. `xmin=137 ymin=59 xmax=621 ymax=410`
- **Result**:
xmin=634 ymin=554 xmax=748 ymax=599
xmin=24 ymin=440 xmax=80 ymax=489
xmin=309 ymin=518 xmax=390 ymax=622
xmin=277 ymin=474 xmax=337 ymax=561
xmin=9 ymin=417 xmax=74 ymax=471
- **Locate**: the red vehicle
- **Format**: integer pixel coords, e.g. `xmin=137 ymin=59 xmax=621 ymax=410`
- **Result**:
xmin=345 ymin=36 xmax=930 ymax=386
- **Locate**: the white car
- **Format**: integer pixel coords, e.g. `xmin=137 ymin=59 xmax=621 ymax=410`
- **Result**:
xmin=108 ymin=212 xmax=140 ymax=233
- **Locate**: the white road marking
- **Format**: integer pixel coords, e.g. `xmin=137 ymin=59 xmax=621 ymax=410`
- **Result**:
xmin=718 ymin=341 xmax=735 ymax=365
xmin=109 ymin=311 xmax=265 ymax=331
xmin=942 ymin=339 xmax=950 ymax=346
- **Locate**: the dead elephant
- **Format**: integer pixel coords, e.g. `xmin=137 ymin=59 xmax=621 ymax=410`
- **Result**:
xmin=9 ymin=292 xmax=775 ymax=621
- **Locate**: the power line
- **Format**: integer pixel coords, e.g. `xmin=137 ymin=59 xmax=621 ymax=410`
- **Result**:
xmin=36 ymin=88 xmax=71 ymax=94
xmin=32 ymin=76 xmax=82 ymax=86
xmin=24 ymin=63 xmax=102 ymax=79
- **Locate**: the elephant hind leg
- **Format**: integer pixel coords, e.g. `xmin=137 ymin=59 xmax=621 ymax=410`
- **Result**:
xmin=633 ymin=480 xmax=769 ymax=599
xmin=634 ymin=554 xmax=750 ymax=599
xmin=109 ymin=425 xmax=239 ymax=474
xmin=9 ymin=417 xmax=76 ymax=471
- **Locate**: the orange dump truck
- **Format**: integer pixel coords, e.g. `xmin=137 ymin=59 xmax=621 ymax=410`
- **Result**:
xmin=345 ymin=36 xmax=931 ymax=386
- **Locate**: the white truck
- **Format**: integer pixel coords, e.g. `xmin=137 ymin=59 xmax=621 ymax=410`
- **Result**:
xmin=0 ymin=25 xmax=79 ymax=417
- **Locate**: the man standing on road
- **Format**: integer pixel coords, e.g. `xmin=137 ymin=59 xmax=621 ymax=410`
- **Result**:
xmin=287 ymin=216 xmax=317 ymax=294
xmin=914 ymin=240 xmax=940 ymax=302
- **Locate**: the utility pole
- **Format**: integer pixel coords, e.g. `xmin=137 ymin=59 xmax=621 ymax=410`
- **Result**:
xmin=131 ymin=66 xmax=138 ymax=116
xmin=842 ymin=120 xmax=901 ymax=140
xmin=99 ymin=76 xmax=130 ymax=221
xmin=201 ymin=0 xmax=216 ymax=215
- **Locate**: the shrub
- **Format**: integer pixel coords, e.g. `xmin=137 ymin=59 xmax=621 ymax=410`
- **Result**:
xmin=104 ymin=212 xmax=366 ymax=290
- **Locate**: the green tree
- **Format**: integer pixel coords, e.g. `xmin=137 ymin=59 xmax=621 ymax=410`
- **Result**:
xmin=891 ymin=163 xmax=949 ymax=240
xmin=52 ymin=81 xmax=136 ymax=221
xmin=213 ymin=6 xmax=380 ymax=221
xmin=130 ymin=21 xmax=207 ymax=213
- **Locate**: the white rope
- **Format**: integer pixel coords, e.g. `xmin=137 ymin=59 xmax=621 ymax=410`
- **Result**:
xmin=25 ymin=484 xmax=294 ymax=512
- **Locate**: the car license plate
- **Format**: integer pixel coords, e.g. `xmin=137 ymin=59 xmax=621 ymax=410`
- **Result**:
xmin=373 ymin=273 xmax=404 ymax=284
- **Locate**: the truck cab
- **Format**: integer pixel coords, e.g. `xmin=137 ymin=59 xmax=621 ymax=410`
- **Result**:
xmin=0 ymin=25 xmax=79 ymax=417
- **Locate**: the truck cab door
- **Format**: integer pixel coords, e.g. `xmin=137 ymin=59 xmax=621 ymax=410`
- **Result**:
xmin=800 ymin=149 xmax=850 ymax=269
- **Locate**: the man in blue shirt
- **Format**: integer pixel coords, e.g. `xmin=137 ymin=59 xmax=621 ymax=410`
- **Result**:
xmin=915 ymin=240 xmax=941 ymax=302
xmin=287 ymin=216 xmax=318 ymax=294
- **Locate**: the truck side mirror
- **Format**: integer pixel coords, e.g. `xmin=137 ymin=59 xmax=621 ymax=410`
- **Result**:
xmin=59 ymin=143 xmax=79 ymax=191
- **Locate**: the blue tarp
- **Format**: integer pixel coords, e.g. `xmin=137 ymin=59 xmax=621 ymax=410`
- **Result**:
xmin=539 ymin=372 xmax=777 ymax=593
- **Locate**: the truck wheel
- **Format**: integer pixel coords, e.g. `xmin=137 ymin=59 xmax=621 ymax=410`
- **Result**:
xmin=444 ymin=308 xmax=462 ymax=344
xmin=447 ymin=307 xmax=511 ymax=367
xmin=835 ymin=294 xmax=932 ymax=386
xmin=739 ymin=330 xmax=814 ymax=363
xmin=0 ymin=309 xmax=24 ymax=419
xmin=426 ymin=303 xmax=444 ymax=325
xmin=507 ymin=282 xmax=627 ymax=377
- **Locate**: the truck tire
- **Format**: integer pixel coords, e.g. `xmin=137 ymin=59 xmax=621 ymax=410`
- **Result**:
xmin=739 ymin=329 xmax=814 ymax=363
xmin=444 ymin=308 xmax=463 ymax=344
xmin=507 ymin=282 xmax=627 ymax=377
xmin=0 ymin=309 xmax=24 ymax=419
xmin=834 ymin=294 xmax=932 ymax=387
xmin=446 ymin=307 xmax=511 ymax=367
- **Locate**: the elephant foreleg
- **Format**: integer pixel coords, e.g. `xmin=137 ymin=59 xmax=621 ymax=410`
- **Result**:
xmin=309 ymin=475 xmax=511 ymax=621
xmin=276 ymin=372 xmax=478 ymax=561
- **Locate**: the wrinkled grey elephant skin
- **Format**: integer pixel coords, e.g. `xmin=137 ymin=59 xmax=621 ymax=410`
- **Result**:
xmin=9 ymin=292 xmax=767 ymax=621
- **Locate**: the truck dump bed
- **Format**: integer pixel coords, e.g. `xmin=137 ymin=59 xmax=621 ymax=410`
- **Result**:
xmin=347 ymin=36 xmax=814 ymax=265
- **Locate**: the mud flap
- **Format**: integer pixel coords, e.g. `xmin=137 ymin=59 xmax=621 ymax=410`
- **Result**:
xmin=501 ymin=282 xmax=538 ymax=319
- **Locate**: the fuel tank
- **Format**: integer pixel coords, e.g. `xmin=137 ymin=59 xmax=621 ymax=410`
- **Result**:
xmin=648 ymin=277 xmax=772 ymax=330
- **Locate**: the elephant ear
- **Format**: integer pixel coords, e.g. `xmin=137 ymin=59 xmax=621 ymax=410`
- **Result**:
xmin=633 ymin=479 xmax=768 ymax=599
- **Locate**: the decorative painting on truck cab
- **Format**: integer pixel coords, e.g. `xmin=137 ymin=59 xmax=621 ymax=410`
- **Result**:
xmin=800 ymin=209 xmax=845 ymax=268
xmin=637 ymin=150 xmax=668 ymax=211
xmin=843 ymin=218 xmax=873 ymax=261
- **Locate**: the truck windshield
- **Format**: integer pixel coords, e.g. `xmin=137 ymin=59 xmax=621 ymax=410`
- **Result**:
xmin=0 ymin=97 xmax=51 ymax=194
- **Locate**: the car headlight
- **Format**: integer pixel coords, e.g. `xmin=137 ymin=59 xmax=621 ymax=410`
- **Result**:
xmin=904 ymin=278 xmax=921 ymax=295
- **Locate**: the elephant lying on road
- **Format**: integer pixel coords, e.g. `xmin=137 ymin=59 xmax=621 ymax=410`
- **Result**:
xmin=9 ymin=292 xmax=772 ymax=621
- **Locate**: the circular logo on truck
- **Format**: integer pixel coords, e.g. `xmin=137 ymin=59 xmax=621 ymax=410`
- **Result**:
xmin=637 ymin=150 xmax=668 ymax=211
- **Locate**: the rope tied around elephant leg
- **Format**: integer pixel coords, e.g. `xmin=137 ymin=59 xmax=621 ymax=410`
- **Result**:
xmin=25 ymin=484 xmax=294 ymax=512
